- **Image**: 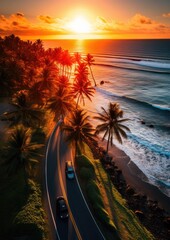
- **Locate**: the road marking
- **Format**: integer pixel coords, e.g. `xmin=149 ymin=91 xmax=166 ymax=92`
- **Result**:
xmin=57 ymin=130 xmax=83 ymax=240
xmin=45 ymin=124 xmax=61 ymax=240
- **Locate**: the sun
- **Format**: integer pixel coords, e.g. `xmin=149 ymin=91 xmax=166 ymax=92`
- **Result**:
xmin=68 ymin=16 xmax=92 ymax=34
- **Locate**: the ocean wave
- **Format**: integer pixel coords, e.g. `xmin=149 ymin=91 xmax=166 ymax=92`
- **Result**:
xmin=155 ymin=179 xmax=170 ymax=188
xmin=95 ymin=62 xmax=170 ymax=74
xmin=94 ymin=54 xmax=170 ymax=73
xmin=96 ymin=87 xmax=170 ymax=114
xmin=151 ymin=104 xmax=170 ymax=111
xmin=127 ymin=133 xmax=170 ymax=158
xmin=135 ymin=60 xmax=170 ymax=69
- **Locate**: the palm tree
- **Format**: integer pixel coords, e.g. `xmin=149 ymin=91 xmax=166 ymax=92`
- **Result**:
xmin=0 ymin=91 xmax=45 ymax=128
xmin=84 ymin=53 xmax=97 ymax=86
xmin=57 ymin=75 xmax=71 ymax=91
xmin=59 ymin=50 xmax=73 ymax=77
xmin=73 ymin=52 xmax=82 ymax=73
xmin=62 ymin=109 xmax=95 ymax=152
xmin=38 ymin=66 xmax=58 ymax=94
xmin=4 ymin=126 xmax=43 ymax=180
xmin=94 ymin=102 xmax=130 ymax=153
xmin=27 ymin=82 xmax=47 ymax=107
xmin=71 ymin=80 xmax=95 ymax=108
xmin=72 ymin=62 xmax=95 ymax=108
xmin=74 ymin=62 xmax=89 ymax=83
xmin=47 ymin=87 xmax=74 ymax=121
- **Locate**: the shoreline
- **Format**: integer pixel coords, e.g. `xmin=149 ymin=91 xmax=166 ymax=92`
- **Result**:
xmin=97 ymin=138 xmax=170 ymax=214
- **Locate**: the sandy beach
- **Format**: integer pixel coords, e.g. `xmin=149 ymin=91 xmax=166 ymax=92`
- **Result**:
xmin=97 ymin=138 xmax=170 ymax=213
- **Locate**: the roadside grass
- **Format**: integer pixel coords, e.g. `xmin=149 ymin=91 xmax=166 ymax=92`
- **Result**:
xmin=76 ymin=143 xmax=154 ymax=240
xmin=0 ymin=98 xmax=55 ymax=240
xmin=12 ymin=179 xmax=46 ymax=240
xmin=0 ymin=131 xmax=48 ymax=239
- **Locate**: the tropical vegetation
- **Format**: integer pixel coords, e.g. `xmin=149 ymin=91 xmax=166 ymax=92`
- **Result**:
xmin=0 ymin=34 xmax=155 ymax=240
xmin=95 ymin=102 xmax=130 ymax=153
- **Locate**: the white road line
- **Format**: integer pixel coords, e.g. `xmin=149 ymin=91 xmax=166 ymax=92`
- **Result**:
xmin=57 ymin=131 xmax=82 ymax=240
xmin=74 ymin=172 xmax=106 ymax=240
xmin=45 ymin=124 xmax=61 ymax=240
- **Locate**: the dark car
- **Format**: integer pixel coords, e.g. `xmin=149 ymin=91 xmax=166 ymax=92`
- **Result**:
xmin=65 ymin=161 xmax=75 ymax=179
xmin=56 ymin=196 xmax=69 ymax=219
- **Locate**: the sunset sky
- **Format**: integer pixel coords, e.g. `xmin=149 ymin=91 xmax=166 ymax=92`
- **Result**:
xmin=0 ymin=0 xmax=170 ymax=39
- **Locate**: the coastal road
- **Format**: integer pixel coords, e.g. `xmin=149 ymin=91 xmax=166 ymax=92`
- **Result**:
xmin=45 ymin=123 xmax=77 ymax=240
xmin=45 ymin=122 xmax=105 ymax=240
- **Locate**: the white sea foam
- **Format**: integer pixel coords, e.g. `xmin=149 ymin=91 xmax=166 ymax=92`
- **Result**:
xmin=135 ymin=60 xmax=170 ymax=69
xmin=151 ymin=104 xmax=170 ymax=111
xmin=87 ymin=88 xmax=170 ymax=197
xmin=115 ymin=138 xmax=170 ymax=197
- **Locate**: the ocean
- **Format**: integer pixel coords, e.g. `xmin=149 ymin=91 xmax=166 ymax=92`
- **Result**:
xmin=43 ymin=39 xmax=170 ymax=197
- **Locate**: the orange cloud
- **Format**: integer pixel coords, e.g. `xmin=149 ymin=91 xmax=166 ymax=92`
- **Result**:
xmin=0 ymin=12 xmax=170 ymax=39
xmin=163 ymin=13 xmax=170 ymax=18
xmin=38 ymin=15 xmax=56 ymax=24
xmin=131 ymin=13 xmax=154 ymax=25
xmin=93 ymin=13 xmax=170 ymax=38
xmin=0 ymin=13 xmax=68 ymax=38
xmin=0 ymin=13 xmax=30 ymax=31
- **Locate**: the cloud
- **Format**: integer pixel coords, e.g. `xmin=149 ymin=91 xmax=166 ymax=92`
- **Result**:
xmin=91 ymin=13 xmax=170 ymax=38
xmin=130 ymin=13 xmax=154 ymax=25
xmin=16 ymin=12 xmax=25 ymax=18
xmin=12 ymin=21 xmax=19 ymax=26
xmin=0 ymin=15 xmax=6 ymax=22
xmin=0 ymin=13 xmax=69 ymax=38
xmin=94 ymin=16 xmax=118 ymax=33
xmin=0 ymin=12 xmax=170 ymax=39
xmin=0 ymin=13 xmax=29 ymax=30
xmin=163 ymin=13 xmax=170 ymax=18
xmin=38 ymin=15 xmax=56 ymax=24
xmin=97 ymin=16 xmax=107 ymax=24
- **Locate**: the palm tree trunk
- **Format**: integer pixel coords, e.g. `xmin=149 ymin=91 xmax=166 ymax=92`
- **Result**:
xmin=75 ymin=140 xmax=78 ymax=156
xmin=106 ymin=129 xmax=111 ymax=153
xmin=89 ymin=66 xmax=97 ymax=86
xmin=76 ymin=95 xmax=81 ymax=109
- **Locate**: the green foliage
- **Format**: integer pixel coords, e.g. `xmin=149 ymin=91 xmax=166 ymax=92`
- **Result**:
xmin=79 ymin=167 xmax=94 ymax=180
xmin=86 ymin=180 xmax=104 ymax=208
xmin=76 ymin=154 xmax=95 ymax=172
xmin=77 ymin=151 xmax=118 ymax=235
xmin=77 ymin=143 xmax=154 ymax=240
xmin=31 ymin=127 xmax=46 ymax=144
xmin=12 ymin=179 xmax=46 ymax=240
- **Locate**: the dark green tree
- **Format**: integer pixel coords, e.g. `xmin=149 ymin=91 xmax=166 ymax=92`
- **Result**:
xmin=94 ymin=102 xmax=130 ymax=153
xmin=62 ymin=109 xmax=95 ymax=152
xmin=4 ymin=126 xmax=43 ymax=180
xmin=0 ymin=92 xmax=44 ymax=128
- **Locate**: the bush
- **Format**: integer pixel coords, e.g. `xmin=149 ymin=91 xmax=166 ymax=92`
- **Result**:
xmin=80 ymin=167 xmax=94 ymax=181
xmin=96 ymin=207 xmax=119 ymax=238
xmin=12 ymin=179 xmax=45 ymax=240
xmin=76 ymin=154 xmax=95 ymax=172
xmin=86 ymin=180 xmax=104 ymax=208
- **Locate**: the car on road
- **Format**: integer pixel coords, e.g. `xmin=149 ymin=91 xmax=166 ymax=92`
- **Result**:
xmin=65 ymin=161 xmax=75 ymax=179
xmin=56 ymin=196 xmax=69 ymax=219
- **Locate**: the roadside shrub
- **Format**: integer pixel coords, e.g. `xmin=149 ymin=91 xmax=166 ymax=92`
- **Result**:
xmin=76 ymin=154 xmax=95 ymax=173
xmin=80 ymin=167 xmax=94 ymax=181
xmin=96 ymin=207 xmax=119 ymax=238
xmin=12 ymin=179 xmax=45 ymax=240
xmin=86 ymin=180 xmax=104 ymax=208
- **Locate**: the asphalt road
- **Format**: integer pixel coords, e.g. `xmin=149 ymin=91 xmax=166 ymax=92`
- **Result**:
xmin=46 ymin=123 xmax=105 ymax=240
